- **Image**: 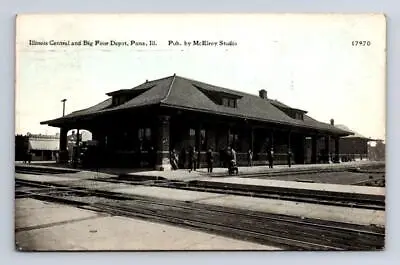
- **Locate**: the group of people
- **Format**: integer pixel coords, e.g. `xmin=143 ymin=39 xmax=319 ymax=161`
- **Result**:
xmin=265 ymin=148 xmax=293 ymax=168
xmin=169 ymin=146 xmax=294 ymax=172
xmin=170 ymin=145 xmax=235 ymax=173
xmin=232 ymin=147 xmax=294 ymax=169
xmin=170 ymin=146 xmax=203 ymax=172
xmin=207 ymin=146 xmax=237 ymax=173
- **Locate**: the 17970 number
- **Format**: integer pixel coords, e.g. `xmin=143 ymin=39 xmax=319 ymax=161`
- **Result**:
xmin=352 ymin=41 xmax=371 ymax=46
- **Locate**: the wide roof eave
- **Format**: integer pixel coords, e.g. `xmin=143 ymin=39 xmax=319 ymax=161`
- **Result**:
xmin=159 ymin=102 xmax=352 ymax=136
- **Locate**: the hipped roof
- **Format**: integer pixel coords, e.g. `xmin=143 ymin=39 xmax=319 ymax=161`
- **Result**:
xmin=41 ymin=75 xmax=352 ymax=136
xmin=335 ymin=124 xmax=374 ymax=140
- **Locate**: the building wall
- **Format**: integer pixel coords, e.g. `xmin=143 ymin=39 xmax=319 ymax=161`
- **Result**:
xmin=73 ymin=109 xmax=340 ymax=169
xmin=305 ymin=136 xmax=369 ymax=162
xmin=169 ymin=118 xmax=305 ymax=167
xmin=304 ymin=136 xmax=340 ymax=163
xmin=339 ymin=137 xmax=369 ymax=161
xmin=31 ymin=150 xmax=57 ymax=161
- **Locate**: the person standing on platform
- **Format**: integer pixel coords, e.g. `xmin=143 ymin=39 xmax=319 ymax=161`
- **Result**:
xmin=206 ymin=147 xmax=214 ymax=173
xmin=194 ymin=146 xmax=199 ymax=171
xmin=287 ymin=149 xmax=292 ymax=168
xmin=188 ymin=146 xmax=193 ymax=172
xmin=219 ymin=148 xmax=223 ymax=167
xmin=231 ymin=146 xmax=237 ymax=163
xmin=170 ymin=149 xmax=179 ymax=170
xmin=225 ymin=147 xmax=232 ymax=168
xmin=179 ymin=147 xmax=186 ymax=169
xmin=227 ymin=146 xmax=238 ymax=174
xmin=268 ymin=147 xmax=274 ymax=168
xmin=247 ymin=149 xmax=253 ymax=167
xmin=188 ymin=146 xmax=197 ymax=172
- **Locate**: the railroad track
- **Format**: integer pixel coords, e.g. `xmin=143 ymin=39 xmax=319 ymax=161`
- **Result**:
xmin=93 ymin=177 xmax=385 ymax=211
xmin=351 ymin=178 xmax=385 ymax=187
xmin=15 ymin=179 xmax=385 ymax=251
xmin=15 ymin=167 xmax=79 ymax=175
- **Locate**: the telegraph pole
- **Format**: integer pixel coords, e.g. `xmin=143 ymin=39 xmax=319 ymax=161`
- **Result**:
xmin=61 ymin=99 xmax=67 ymax=116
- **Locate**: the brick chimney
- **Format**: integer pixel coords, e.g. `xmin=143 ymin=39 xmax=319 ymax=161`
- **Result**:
xmin=259 ymin=89 xmax=268 ymax=99
xmin=330 ymin=119 xmax=334 ymax=125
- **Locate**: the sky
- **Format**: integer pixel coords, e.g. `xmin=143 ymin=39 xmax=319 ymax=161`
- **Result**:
xmin=15 ymin=14 xmax=386 ymax=140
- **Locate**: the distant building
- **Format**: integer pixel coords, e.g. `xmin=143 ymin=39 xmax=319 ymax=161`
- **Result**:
xmin=15 ymin=133 xmax=60 ymax=161
xmin=335 ymin=124 xmax=380 ymax=162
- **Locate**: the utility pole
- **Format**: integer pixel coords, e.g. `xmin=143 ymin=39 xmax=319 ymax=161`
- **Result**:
xmin=61 ymin=99 xmax=67 ymax=116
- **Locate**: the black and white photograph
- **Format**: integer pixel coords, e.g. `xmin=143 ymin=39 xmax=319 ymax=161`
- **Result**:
xmin=15 ymin=14 xmax=386 ymax=251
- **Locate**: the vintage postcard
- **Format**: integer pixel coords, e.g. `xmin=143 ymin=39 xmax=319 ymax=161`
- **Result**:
xmin=15 ymin=14 xmax=386 ymax=251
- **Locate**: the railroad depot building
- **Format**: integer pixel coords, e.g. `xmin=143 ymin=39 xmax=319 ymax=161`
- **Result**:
xmin=41 ymin=74 xmax=352 ymax=170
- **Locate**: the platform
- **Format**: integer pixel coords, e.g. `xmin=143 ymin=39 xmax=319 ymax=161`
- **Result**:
xmin=15 ymin=198 xmax=277 ymax=251
xmin=198 ymin=177 xmax=385 ymax=196
xmin=124 ymin=161 xmax=385 ymax=181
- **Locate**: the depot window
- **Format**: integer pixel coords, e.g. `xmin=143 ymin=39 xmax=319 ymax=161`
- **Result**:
xmin=229 ymin=132 xmax=240 ymax=151
xmin=222 ymin=98 xmax=237 ymax=108
xmin=200 ymin=129 xmax=207 ymax=151
xmin=145 ymin=128 xmax=151 ymax=140
xmin=138 ymin=128 xmax=144 ymax=140
xmin=295 ymin=113 xmax=303 ymax=120
xmin=138 ymin=128 xmax=151 ymax=140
